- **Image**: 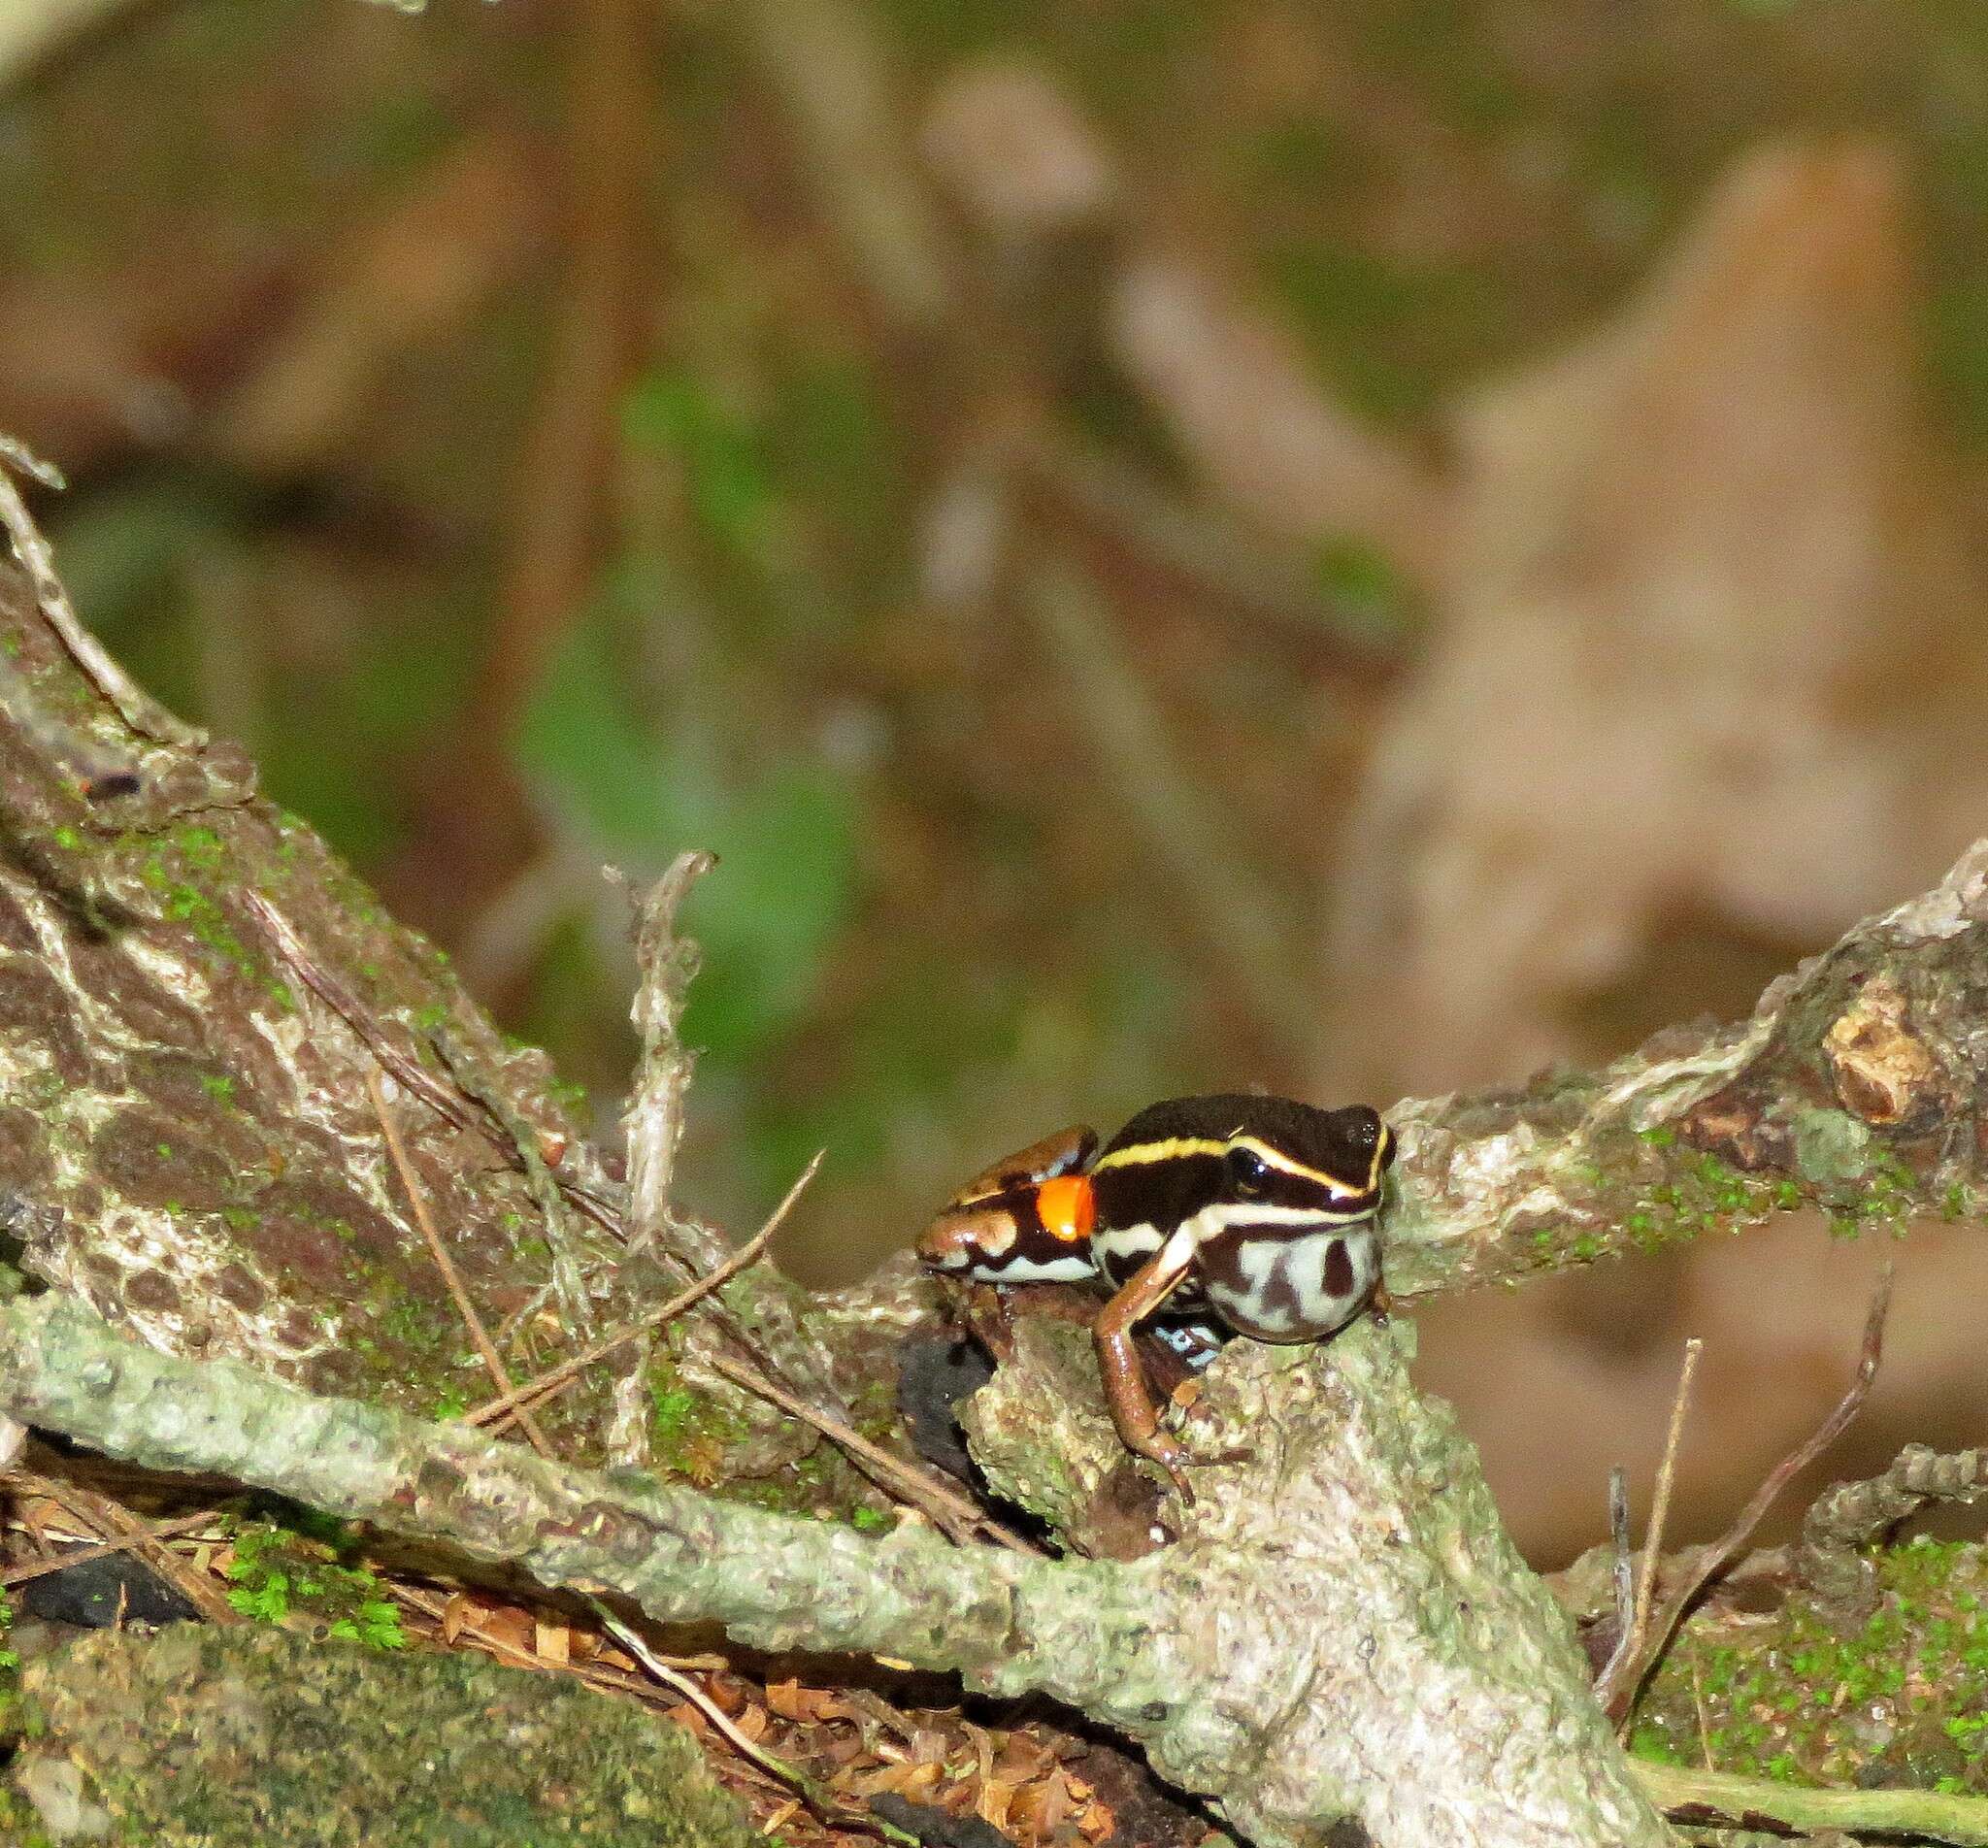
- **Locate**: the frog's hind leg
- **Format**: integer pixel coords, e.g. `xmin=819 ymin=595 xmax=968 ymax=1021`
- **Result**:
xmin=1092 ymin=1227 xmax=1205 ymax=1502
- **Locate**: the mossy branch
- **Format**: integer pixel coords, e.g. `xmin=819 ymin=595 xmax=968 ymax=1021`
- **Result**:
xmin=0 ymin=1290 xmax=1671 ymax=1848
xmin=1633 ymin=1759 xmax=1988 ymax=1846
xmin=1380 ymin=841 xmax=1988 ymax=1299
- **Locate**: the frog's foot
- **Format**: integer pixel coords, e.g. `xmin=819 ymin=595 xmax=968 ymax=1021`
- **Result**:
xmin=1129 ymin=1424 xmax=1252 ymax=1503
xmin=1125 ymin=1427 xmax=1200 ymax=1503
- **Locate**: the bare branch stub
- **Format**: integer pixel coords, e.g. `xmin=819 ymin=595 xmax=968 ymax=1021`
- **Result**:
xmin=618 ymin=850 xmax=719 ymax=1261
xmin=1799 ymin=1440 xmax=1988 ymax=1613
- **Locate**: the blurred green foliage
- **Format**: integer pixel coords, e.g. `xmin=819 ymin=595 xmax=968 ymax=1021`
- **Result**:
xmin=515 ymin=607 xmax=860 ymax=1068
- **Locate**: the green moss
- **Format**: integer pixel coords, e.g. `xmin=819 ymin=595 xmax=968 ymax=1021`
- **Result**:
xmin=222 ymin=1514 xmax=405 ymax=1649
xmin=1630 ymin=1538 xmax=1988 ymax=1792
xmin=175 ymin=825 xmax=225 ymax=874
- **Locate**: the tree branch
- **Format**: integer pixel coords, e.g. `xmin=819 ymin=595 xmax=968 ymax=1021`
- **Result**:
xmin=0 ymin=1290 xmax=1670 ymax=1848
xmin=1380 ymin=843 xmax=1988 ymax=1299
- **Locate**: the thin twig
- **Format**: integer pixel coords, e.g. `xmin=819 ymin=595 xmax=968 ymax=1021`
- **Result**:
xmin=248 ymin=891 xmax=630 ymax=1251
xmin=366 ymin=1068 xmax=555 ymax=1460
xmin=1600 ymin=1464 xmax=1632 ymax=1677
xmin=1599 ymin=1337 xmax=1701 ymax=1715
xmin=0 ymin=433 xmax=202 ymax=750
xmin=7 ymin=1471 xmax=239 ymax=1627
xmin=585 ymin=1595 xmax=922 ymax=1848
xmin=429 ymin=1023 xmax=596 ymax=1333
xmin=0 ymin=1504 xmax=229 ymax=1589
xmin=705 ymin=1351 xmax=1038 ymax=1556
xmin=467 ymin=1152 xmax=821 ymax=1434
xmin=252 ymin=895 xmax=480 ymax=1132
xmin=1608 ymin=1268 xmax=1894 ymax=1722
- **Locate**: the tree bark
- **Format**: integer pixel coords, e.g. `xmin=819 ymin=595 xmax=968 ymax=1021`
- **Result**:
xmin=11 ymin=529 xmax=1988 ymax=1845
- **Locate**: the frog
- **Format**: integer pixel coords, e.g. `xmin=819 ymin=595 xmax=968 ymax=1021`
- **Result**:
xmin=917 ymin=1092 xmax=1395 ymax=1499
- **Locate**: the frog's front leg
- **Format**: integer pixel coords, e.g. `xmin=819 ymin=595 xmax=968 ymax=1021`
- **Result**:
xmin=966 ymin=1281 xmax=1017 ymax=1362
xmin=1093 ymin=1226 xmax=1210 ymax=1502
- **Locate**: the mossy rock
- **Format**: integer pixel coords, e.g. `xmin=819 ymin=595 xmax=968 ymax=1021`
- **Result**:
xmin=5 ymin=1624 xmax=764 ymax=1847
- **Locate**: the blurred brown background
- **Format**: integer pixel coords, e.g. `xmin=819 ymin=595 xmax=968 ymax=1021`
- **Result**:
xmin=4 ymin=0 xmax=1986 ymax=1566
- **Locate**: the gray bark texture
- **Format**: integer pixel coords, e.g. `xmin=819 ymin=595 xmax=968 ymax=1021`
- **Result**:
xmin=6 ymin=540 xmax=1988 ymax=1846
xmin=0 ymin=1290 xmax=1672 ymax=1848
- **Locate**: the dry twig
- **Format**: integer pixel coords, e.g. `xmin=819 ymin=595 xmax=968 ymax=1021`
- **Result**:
xmin=248 ymin=892 xmax=630 ymax=1247
xmin=586 ymin=1595 xmax=923 ymax=1848
xmin=705 ymin=1351 xmax=1038 ymax=1556
xmin=1607 ymin=1270 xmax=1893 ymax=1721
xmin=468 ymin=1151 xmax=821 ymax=1435
xmin=0 ymin=435 xmax=200 ymax=753
xmin=1597 ymin=1337 xmax=1701 ymax=1715
xmin=366 ymin=1068 xmax=555 ymax=1460
xmin=6 ymin=1470 xmax=238 ymax=1628
xmin=1 ymin=1504 xmax=228 ymax=1591
xmin=1604 ymin=1466 xmax=1632 ymax=1663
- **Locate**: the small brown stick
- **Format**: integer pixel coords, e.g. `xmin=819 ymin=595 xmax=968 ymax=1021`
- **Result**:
xmin=252 ymin=896 xmax=480 ymax=1133
xmin=7 ymin=1470 xmax=239 ymax=1627
xmin=467 ymin=1152 xmax=821 ymax=1434
xmin=1 ymin=1504 xmax=229 ymax=1589
xmin=1607 ymin=1267 xmax=1893 ymax=1722
xmin=1598 ymin=1337 xmax=1701 ymax=1714
xmin=705 ymin=1352 xmax=1039 ymax=1556
xmin=583 ymin=1594 xmax=922 ymax=1848
xmin=1602 ymin=1465 xmax=1632 ymax=1666
xmin=366 ymin=1068 xmax=555 ymax=1460
xmin=0 ymin=434 xmax=202 ymax=751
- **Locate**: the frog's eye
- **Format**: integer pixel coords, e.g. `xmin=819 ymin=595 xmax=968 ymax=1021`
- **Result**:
xmin=1225 ymin=1144 xmax=1270 ymax=1194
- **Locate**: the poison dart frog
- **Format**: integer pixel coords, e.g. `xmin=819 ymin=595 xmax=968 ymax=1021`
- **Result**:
xmin=917 ymin=1093 xmax=1395 ymax=1500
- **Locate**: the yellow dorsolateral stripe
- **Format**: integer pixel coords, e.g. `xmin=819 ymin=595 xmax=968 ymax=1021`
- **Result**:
xmin=1093 ymin=1133 xmax=1384 ymax=1197
xmin=1089 ymin=1136 xmax=1231 ymax=1172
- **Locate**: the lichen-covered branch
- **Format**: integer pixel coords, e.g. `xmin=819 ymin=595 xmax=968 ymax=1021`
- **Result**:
xmin=0 ymin=1291 xmax=1671 ymax=1848
xmin=1380 ymin=840 xmax=1988 ymax=1298
xmin=1799 ymin=1442 xmax=1988 ymax=1608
